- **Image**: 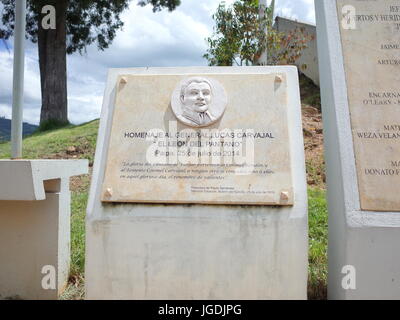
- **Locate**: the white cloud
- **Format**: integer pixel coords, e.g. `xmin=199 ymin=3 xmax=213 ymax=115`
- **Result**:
xmin=0 ymin=48 xmax=41 ymax=124
xmin=275 ymin=0 xmax=316 ymax=24
xmin=0 ymin=104 xmax=11 ymax=119
xmin=0 ymin=0 xmax=315 ymax=125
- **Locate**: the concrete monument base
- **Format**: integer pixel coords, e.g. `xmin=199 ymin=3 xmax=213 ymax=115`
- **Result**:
xmin=86 ymin=67 xmax=308 ymax=300
xmin=316 ymin=0 xmax=400 ymax=299
xmin=0 ymin=160 xmax=88 ymax=300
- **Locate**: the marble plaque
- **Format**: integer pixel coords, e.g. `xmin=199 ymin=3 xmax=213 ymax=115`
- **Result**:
xmin=337 ymin=0 xmax=400 ymax=211
xmin=101 ymin=73 xmax=294 ymax=205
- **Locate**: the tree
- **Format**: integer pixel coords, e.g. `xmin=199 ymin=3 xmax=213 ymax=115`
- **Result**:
xmin=0 ymin=0 xmax=181 ymax=128
xmin=204 ymin=0 xmax=312 ymax=67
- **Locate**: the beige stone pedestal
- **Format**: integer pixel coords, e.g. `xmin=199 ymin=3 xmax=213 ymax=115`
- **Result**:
xmin=86 ymin=67 xmax=308 ymax=300
xmin=0 ymin=160 xmax=88 ymax=300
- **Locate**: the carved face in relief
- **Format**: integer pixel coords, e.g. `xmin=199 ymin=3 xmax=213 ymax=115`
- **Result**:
xmin=171 ymin=77 xmax=227 ymax=128
xmin=180 ymin=79 xmax=212 ymax=113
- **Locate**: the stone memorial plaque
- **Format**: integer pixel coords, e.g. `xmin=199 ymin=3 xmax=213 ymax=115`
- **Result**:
xmin=337 ymin=0 xmax=400 ymax=211
xmin=101 ymin=73 xmax=294 ymax=205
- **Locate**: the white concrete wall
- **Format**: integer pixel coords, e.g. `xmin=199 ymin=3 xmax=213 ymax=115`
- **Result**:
xmin=85 ymin=66 xmax=309 ymax=300
xmin=275 ymin=16 xmax=319 ymax=86
xmin=0 ymin=160 xmax=87 ymax=300
xmin=0 ymin=182 xmax=69 ymax=300
xmin=315 ymin=0 xmax=400 ymax=300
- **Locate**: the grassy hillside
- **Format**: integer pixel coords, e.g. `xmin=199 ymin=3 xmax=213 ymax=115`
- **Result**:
xmin=0 ymin=118 xmax=327 ymax=300
xmin=0 ymin=120 xmax=98 ymax=162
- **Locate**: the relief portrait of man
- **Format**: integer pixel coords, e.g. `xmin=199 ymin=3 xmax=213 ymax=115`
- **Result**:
xmin=179 ymin=77 xmax=217 ymax=127
xmin=171 ymin=76 xmax=227 ymax=128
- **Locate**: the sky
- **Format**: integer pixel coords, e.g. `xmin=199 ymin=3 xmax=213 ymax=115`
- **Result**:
xmin=0 ymin=0 xmax=315 ymax=125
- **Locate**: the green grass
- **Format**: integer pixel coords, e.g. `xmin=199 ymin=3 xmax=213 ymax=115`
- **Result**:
xmin=60 ymin=190 xmax=88 ymax=300
xmin=0 ymin=119 xmax=99 ymax=164
xmin=71 ymin=190 xmax=89 ymax=276
xmin=1 ymin=120 xmax=329 ymax=300
xmin=308 ymin=188 xmax=328 ymax=300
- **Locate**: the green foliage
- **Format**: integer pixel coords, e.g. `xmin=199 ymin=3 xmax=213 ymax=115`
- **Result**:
xmin=204 ymin=0 xmax=313 ymax=66
xmin=37 ymin=119 xmax=70 ymax=132
xmin=204 ymin=0 xmax=264 ymax=66
xmin=0 ymin=0 xmax=181 ymax=55
xmin=138 ymin=0 xmax=181 ymax=12
xmin=0 ymin=0 xmax=125 ymax=54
